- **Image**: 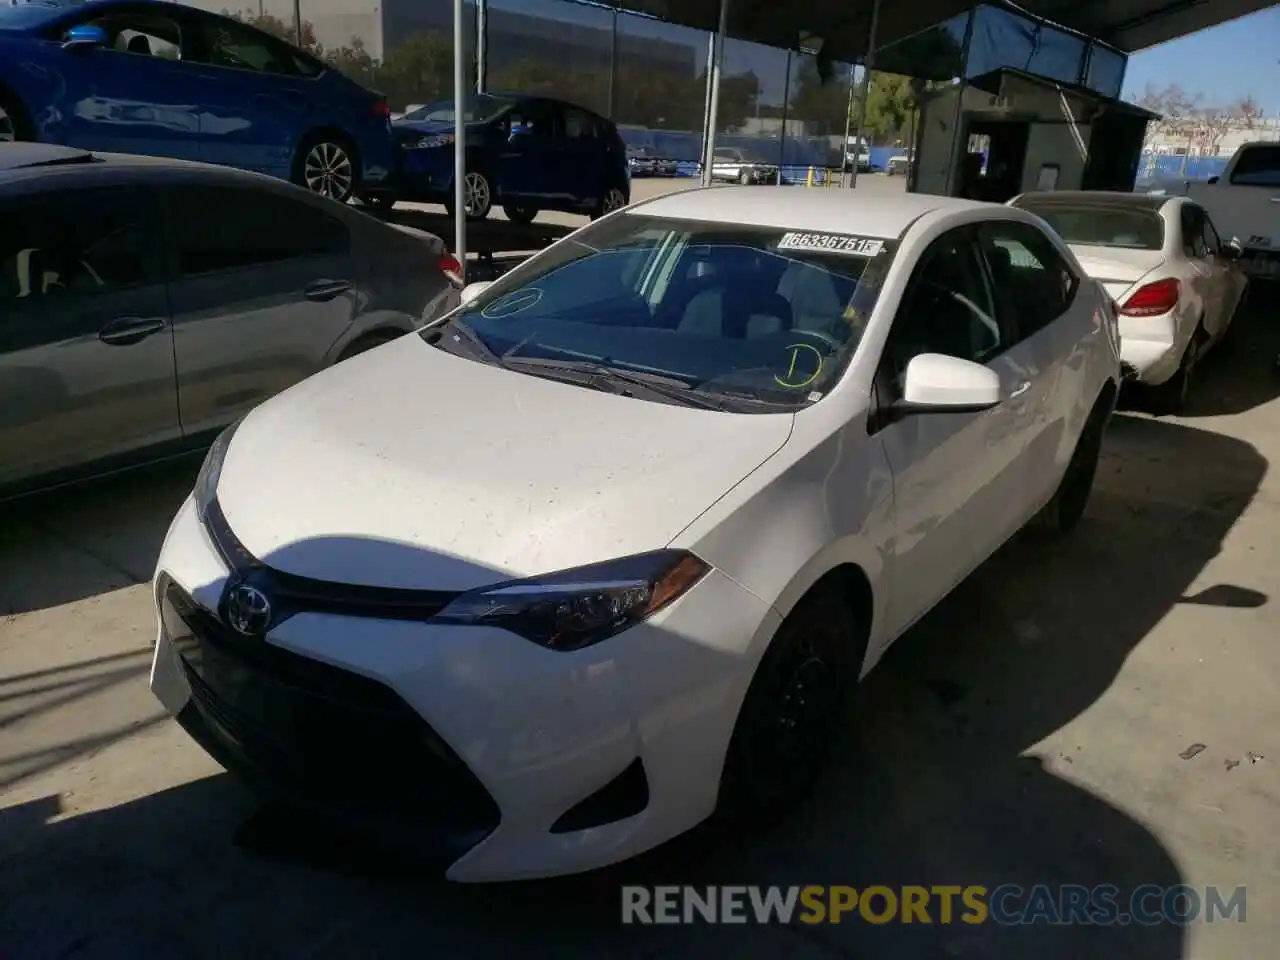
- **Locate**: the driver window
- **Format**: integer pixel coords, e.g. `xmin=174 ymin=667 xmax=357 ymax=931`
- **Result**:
xmin=84 ymin=13 xmax=182 ymax=59
xmin=0 ymin=190 xmax=151 ymax=304
xmin=508 ymin=102 xmax=555 ymax=141
xmin=881 ymin=229 xmax=1000 ymax=395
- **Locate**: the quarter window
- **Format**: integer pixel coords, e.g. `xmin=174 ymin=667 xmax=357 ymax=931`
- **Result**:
xmin=980 ymin=220 xmax=1077 ymax=339
xmin=195 ymin=17 xmax=306 ymax=75
xmin=1180 ymin=206 xmax=1209 ymax=259
xmin=0 ymin=189 xmax=151 ymax=303
xmin=167 ymin=187 xmax=349 ymax=277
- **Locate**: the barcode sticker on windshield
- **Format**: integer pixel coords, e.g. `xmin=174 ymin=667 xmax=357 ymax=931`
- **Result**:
xmin=777 ymin=232 xmax=885 ymax=257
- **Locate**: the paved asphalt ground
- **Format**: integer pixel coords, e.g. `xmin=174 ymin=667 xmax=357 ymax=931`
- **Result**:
xmin=2 ymin=176 xmax=1278 ymax=959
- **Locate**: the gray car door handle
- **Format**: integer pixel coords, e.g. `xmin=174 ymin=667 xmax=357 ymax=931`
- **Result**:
xmin=98 ymin=316 xmax=167 ymax=346
xmin=304 ymin=279 xmax=354 ymax=302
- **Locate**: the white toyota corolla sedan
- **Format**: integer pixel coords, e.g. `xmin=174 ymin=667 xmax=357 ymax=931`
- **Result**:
xmin=1009 ymin=190 xmax=1247 ymax=413
xmin=150 ymin=188 xmax=1122 ymax=882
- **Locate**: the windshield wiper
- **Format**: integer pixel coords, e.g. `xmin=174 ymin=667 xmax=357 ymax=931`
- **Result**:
xmin=502 ymin=357 xmax=733 ymax=411
xmin=429 ymin=320 xmax=507 ymax=365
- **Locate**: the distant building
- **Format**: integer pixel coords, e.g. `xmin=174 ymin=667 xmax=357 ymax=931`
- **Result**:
xmin=1145 ymin=116 xmax=1280 ymax=158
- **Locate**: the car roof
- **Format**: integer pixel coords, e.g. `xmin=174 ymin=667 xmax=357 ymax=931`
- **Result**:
xmin=0 ymin=143 xmax=300 ymax=193
xmin=629 ymin=187 xmax=992 ymax=239
xmin=1013 ymin=191 xmax=1172 ymax=214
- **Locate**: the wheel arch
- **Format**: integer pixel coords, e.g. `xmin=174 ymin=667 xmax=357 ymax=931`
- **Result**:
xmin=295 ymin=125 xmax=362 ymax=177
xmin=760 ymin=538 xmax=881 ymax=680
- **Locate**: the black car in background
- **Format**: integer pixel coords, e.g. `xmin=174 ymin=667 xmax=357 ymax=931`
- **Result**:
xmin=392 ymin=93 xmax=631 ymax=223
xmin=0 ymin=143 xmax=461 ymax=499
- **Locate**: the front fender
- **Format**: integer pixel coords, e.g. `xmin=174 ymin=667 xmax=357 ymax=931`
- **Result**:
xmin=671 ymin=410 xmax=894 ymax=675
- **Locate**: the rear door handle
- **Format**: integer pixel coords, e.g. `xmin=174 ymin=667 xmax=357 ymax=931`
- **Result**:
xmin=98 ymin=316 xmax=167 ymax=346
xmin=304 ymin=279 xmax=353 ymax=302
xmin=1009 ymin=381 xmax=1031 ymax=399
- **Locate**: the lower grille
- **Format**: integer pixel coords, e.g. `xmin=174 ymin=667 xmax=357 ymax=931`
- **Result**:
xmin=162 ymin=579 xmax=500 ymax=842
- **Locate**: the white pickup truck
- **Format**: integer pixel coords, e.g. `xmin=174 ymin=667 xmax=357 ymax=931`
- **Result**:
xmin=1183 ymin=142 xmax=1280 ymax=279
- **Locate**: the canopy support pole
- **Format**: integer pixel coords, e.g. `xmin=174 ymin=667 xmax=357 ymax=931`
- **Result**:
xmin=453 ymin=0 xmax=467 ymax=277
xmin=944 ymin=8 xmax=977 ymax=197
xmin=476 ymin=0 xmax=488 ymax=94
xmin=847 ymin=0 xmax=881 ymax=188
xmin=700 ymin=0 xmax=731 ymax=188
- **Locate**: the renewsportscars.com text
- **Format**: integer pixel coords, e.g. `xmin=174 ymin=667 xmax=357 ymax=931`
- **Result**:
xmin=621 ymin=884 xmax=1247 ymax=926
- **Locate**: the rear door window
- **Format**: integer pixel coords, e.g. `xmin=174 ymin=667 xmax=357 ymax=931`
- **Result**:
xmin=979 ymin=220 xmax=1079 ymax=341
xmin=166 ymin=185 xmax=349 ymax=277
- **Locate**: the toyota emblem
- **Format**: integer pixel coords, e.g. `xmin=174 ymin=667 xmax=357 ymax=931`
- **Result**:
xmin=225 ymin=581 xmax=272 ymax=636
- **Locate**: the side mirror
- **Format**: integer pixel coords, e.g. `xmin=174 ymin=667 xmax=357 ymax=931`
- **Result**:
xmin=897 ymin=353 xmax=1001 ymax=414
xmin=459 ymin=280 xmax=493 ymax=306
xmin=62 ymin=24 xmax=108 ymax=50
xmin=1225 ymin=237 xmax=1244 ymax=259
xmin=1206 ymin=175 xmax=1219 ymax=185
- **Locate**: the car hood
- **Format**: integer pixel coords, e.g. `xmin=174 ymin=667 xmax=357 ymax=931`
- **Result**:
xmin=216 ymin=336 xmax=794 ymax=592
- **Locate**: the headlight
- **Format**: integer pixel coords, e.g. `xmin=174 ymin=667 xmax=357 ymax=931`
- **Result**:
xmin=409 ymin=134 xmax=454 ymax=150
xmin=193 ymin=420 xmax=240 ymax=519
xmin=432 ymin=550 xmax=710 ymax=651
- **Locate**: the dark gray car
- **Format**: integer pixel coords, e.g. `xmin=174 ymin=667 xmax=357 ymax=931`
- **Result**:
xmin=0 ymin=142 xmax=461 ymax=498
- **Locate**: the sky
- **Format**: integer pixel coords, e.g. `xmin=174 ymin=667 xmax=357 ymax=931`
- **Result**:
xmin=1120 ymin=7 xmax=1280 ymax=112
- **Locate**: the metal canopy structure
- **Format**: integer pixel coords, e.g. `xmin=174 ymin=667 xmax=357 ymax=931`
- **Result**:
xmin=614 ymin=0 xmax=1277 ymax=58
xmin=446 ymin=0 xmax=1278 ymax=275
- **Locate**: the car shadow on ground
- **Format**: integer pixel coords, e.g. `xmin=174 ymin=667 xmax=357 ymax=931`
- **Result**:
xmin=0 ymin=410 xmax=1265 ymax=960
xmin=0 ymin=459 xmax=199 ymax=616
xmin=1179 ymin=283 xmax=1280 ymax=418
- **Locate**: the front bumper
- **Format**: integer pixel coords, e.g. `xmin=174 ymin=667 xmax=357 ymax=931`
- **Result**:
xmin=150 ymin=497 xmax=779 ymax=882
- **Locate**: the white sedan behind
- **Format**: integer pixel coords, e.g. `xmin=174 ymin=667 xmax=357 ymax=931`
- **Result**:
xmin=1010 ymin=190 xmax=1248 ymax=413
xmin=150 ymin=188 xmax=1121 ymax=882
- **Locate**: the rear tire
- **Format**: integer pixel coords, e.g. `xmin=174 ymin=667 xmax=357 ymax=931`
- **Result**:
xmin=503 ymin=203 xmax=537 ymax=226
xmin=591 ymin=184 xmax=628 ymax=220
xmin=1034 ymin=393 xmax=1110 ymax=535
xmin=293 ymin=132 xmax=360 ymax=203
xmin=717 ymin=588 xmax=858 ymax=825
xmin=1145 ymin=322 xmax=1204 ymax=416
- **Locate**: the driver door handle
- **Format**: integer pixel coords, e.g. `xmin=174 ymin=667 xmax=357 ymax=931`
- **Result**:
xmin=98 ymin=316 xmax=167 ymax=346
xmin=1009 ymin=381 xmax=1031 ymax=399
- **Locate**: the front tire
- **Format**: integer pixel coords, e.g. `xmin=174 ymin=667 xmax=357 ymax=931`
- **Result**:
xmin=445 ymin=170 xmax=493 ymax=221
xmin=717 ymin=588 xmax=857 ymax=824
xmin=294 ymin=134 xmax=359 ymax=203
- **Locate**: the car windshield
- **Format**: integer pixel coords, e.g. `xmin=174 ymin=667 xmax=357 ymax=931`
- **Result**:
xmin=430 ymin=214 xmax=895 ymax=411
xmin=1019 ymin=203 xmax=1164 ymax=251
xmin=402 ymin=95 xmax=512 ymax=124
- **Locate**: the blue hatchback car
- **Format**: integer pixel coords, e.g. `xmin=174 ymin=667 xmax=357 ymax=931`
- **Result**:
xmin=393 ymin=93 xmax=630 ymax=223
xmin=0 ymin=0 xmax=396 ymax=204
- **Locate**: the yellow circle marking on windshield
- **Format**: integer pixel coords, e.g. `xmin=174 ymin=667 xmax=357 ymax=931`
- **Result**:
xmin=775 ymin=343 xmax=824 ymax=389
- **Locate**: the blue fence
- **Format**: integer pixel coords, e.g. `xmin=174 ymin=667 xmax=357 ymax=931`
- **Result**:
xmin=1138 ymin=153 xmax=1229 ymax=182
